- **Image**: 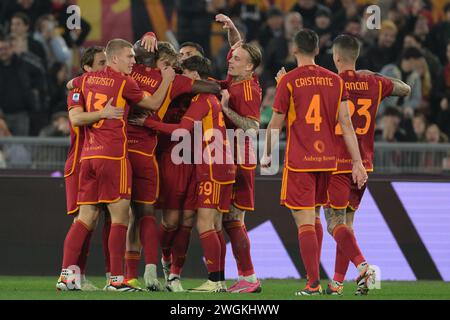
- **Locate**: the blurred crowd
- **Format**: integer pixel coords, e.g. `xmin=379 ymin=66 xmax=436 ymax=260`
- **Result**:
xmin=0 ymin=0 xmax=449 ymax=146
xmin=0 ymin=0 xmax=89 ymax=138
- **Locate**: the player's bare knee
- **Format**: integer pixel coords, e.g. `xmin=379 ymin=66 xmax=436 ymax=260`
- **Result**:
xmin=324 ymin=207 xmax=346 ymax=235
xmin=346 ymin=210 xmax=355 ymax=228
xmin=224 ymin=206 xmax=244 ymax=222
xmin=182 ymin=210 xmax=195 ymax=228
xmin=78 ymin=205 xmax=99 ymax=228
xmin=162 ymin=210 xmax=180 ymax=229
xmin=324 ymin=207 xmax=336 ymax=235
xmin=139 ymin=203 xmax=155 ymax=217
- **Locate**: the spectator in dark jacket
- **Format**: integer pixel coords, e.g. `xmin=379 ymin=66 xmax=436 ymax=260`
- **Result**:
xmin=433 ymin=42 xmax=450 ymax=137
xmin=9 ymin=12 xmax=47 ymax=68
xmin=427 ymin=3 xmax=450 ymax=64
xmin=262 ymin=11 xmax=303 ymax=87
xmin=331 ymin=0 xmax=360 ymax=33
xmin=39 ymin=111 xmax=70 ymax=137
xmin=256 ymin=6 xmax=284 ymax=51
xmin=291 ymin=0 xmax=328 ymax=29
xmin=360 ymin=20 xmax=399 ymax=72
xmin=1 ymin=0 xmax=52 ymax=29
xmin=47 ymin=62 xmax=68 ymax=117
xmin=0 ymin=35 xmax=37 ymax=135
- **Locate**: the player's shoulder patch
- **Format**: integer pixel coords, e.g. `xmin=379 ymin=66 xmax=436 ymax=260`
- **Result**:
xmin=72 ymin=91 xmax=81 ymax=102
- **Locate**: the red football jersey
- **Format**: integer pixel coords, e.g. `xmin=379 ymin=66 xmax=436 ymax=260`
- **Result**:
xmin=147 ymin=93 xmax=236 ymax=184
xmin=273 ymin=64 xmax=349 ymax=171
xmin=335 ymin=70 xmax=394 ymax=173
xmin=128 ymin=64 xmax=194 ymax=155
xmin=64 ymin=87 xmax=85 ymax=177
xmin=225 ymin=79 xmax=262 ymax=168
xmin=73 ymin=66 xmax=145 ymax=159
xmin=156 ymin=94 xmax=193 ymax=155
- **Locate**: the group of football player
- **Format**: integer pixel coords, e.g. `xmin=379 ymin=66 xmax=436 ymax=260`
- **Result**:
xmin=56 ymin=13 xmax=410 ymax=296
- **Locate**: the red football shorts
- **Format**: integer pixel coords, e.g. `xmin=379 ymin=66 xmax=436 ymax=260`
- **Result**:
xmin=158 ymin=152 xmax=196 ymax=211
xmin=128 ymin=151 xmax=159 ymax=204
xmin=65 ymin=164 xmax=80 ymax=215
xmin=327 ymin=173 xmax=367 ymax=211
xmin=196 ymin=180 xmax=233 ymax=213
xmin=231 ymin=166 xmax=255 ymax=211
xmin=280 ymin=168 xmax=330 ymax=210
xmin=77 ymin=158 xmax=132 ymax=204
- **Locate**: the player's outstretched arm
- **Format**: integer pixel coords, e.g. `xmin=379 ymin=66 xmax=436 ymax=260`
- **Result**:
xmin=338 ymin=100 xmax=367 ymax=189
xmin=388 ymin=77 xmax=411 ymax=97
xmin=129 ymin=115 xmax=194 ymax=138
xmin=215 ymin=14 xmax=242 ymax=47
xmin=357 ymin=69 xmax=411 ymax=97
xmin=192 ymin=80 xmax=221 ymax=95
xmin=221 ymin=89 xmax=259 ymax=131
xmin=69 ymin=98 xmax=124 ymax=126
xmin=137 ymin=67 xmax=176 ymax=110
xmin=261 ymin=111 xmax=285 ymax=168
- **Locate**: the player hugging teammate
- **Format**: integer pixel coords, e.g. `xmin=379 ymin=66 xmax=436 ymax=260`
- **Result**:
xmin=56 ymin=17 xmax=409 ymax=296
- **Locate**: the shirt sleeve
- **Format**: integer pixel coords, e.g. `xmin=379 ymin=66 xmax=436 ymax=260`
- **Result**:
xmin=376 ymin=75 xmax=394 ymax=100
xmin=72 ymin=75 xmax=84 ymax=90
xmin=170 ymin=74 xmax=194 ymax=99
xmin=67 ymin=88 xmax=85 ymax=111
xmin=182 ymin=96 xmax=210 ymax=123
xmin=273 ymin=77 xmax=290 ymax=114
xmin=123 ymin=78 xmax=145 ymax=105
xmin=144 ymin=96 xmax=209 ymax=136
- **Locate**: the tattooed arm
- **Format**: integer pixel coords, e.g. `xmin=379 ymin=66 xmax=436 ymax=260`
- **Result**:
xmin=221 ymin=89 xmax=259 ymax=131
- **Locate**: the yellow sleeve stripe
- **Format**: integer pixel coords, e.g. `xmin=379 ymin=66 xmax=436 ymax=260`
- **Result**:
xmin=244 ymin=80 xmax=253 ymax=102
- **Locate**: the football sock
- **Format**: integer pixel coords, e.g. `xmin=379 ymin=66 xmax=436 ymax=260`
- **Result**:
xmin=159 ymin=224 xmax=178 ymax=262
xmin=125 ymin=251 xmax=141 ymax=279
xmin=171 ymin=226 xmax=192 ymax=275
xmin=223 ymin=221 xmax=243 ymax=277
xmin=332 ymin=224 xmax=365 ymax=268
xmin=140 ymin=216 xmax=159 ymax=265
xmin=216 ymin=230 xmax=226 ymax=281
xmin=78 ymin=230 xmax=92 ymax=275
xmin=62 ymin=220 xmax=91 ymax=269
xmin=224 ymin=220 xmax=255 ymax=277
xmin=109 ymin=224 xmax=128 ymax=277
xmin=102 ymin=217 xmax=111 ymax=274
xmin=144 ymin=263 xmax=158 ymax=279
xmin=315 ymin=217 xmax=323 ymax=265
xmin=168 ymin=273 xmax=180 ymax=280
xmin=334 ymin=244 xmax=350 ymax=283
xmin=331 ymin=279 xmax=343 ymax=288
xmin=357 ymin=261 xmax=369 ymax=274
xmin=298 ymin=224 xmax=320 ymax=285
xmin=243 ymin=274 xmax=257 ymax=283
xmin=199 ymin=229 xmax=221 ymax=275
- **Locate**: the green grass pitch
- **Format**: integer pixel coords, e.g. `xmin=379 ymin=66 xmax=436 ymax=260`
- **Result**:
xmin=0 ymin=276 xmax=449 ymax=300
